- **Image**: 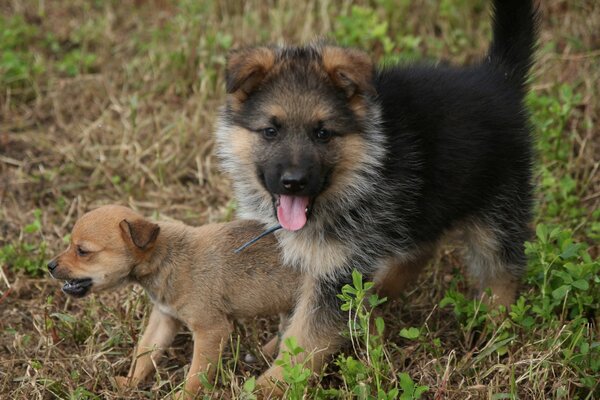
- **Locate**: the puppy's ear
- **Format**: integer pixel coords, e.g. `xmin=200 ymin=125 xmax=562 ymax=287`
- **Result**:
xmin=226 ymin=47 xmax=275 ymax=101
xmin=322 ymin=47 xmax=375 ymax=98
xmin=119 ymin=219 xmax=160 ymax=250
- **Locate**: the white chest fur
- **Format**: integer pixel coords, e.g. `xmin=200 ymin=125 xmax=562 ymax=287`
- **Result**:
xmin=277 ymin=229 xmax=351 ymax=280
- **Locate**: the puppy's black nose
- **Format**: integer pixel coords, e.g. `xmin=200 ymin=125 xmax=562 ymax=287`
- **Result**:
xmin=47 ymin=260 xmax=58 ymax=272
xmin=281 ymin=170 xmax=307 ymax=193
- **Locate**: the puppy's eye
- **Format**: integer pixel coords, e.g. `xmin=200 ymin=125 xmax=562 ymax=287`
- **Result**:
xmin=262 ymin=127 xmax=278 ymax=140
xmin=76 ymin=246 xmax=89 ymax=257
xmin=315 ymin=128 xmax=333 ymax=143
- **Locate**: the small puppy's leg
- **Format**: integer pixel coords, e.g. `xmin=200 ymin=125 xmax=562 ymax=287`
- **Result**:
xmin=463 ymin=219 xmax=528 ymax=308
xmin=178 ymin=320 xmax=232 ymax=399
xmin=117 ymin=306 xmax=180 ymax=389
xmin=373 ymin=251 xmax=434 ymax=300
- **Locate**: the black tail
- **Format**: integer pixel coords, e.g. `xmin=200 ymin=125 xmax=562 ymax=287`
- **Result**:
xmin=487 ymin=0 xmax=539 ymax=88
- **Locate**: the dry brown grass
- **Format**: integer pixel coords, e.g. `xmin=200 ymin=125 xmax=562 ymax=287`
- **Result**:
xmin=1 ymin=0 xmax=598 ymax=399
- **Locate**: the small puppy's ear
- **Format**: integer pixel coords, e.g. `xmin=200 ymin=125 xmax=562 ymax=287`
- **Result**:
xmin=322 ymin=46 xmax=375 ymax=98
xmin=226 ymin=47 xmax=275 ymax=101
xmin=119 ymin=219 xmax=160 ymax=250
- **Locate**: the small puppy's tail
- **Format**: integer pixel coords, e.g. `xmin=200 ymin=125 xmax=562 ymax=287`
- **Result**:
xmin=487 ymin=0 xmax=539 ymax=89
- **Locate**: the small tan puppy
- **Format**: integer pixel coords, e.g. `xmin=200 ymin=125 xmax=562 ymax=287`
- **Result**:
xmin=48 ymin=205 xmax=298 ymax=398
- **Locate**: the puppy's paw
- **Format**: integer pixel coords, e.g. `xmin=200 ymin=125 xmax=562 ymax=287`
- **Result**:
xmin=114 ymin=375 xmax=136 ymax=390
xmin=172 ymin=389 xmax=197 ymax=400
xmin=256 ymin=371 xmax=285 ymax=398
xmin=171 ymin=390 xmax=185 ymax=400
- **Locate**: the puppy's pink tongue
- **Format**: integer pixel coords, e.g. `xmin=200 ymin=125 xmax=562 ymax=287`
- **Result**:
xmin=277 ymin=195 xmax=309 ymax=231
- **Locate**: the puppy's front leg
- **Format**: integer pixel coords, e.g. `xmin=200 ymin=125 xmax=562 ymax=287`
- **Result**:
xmin=257 ymin=275 xmax=346 ymax=397
xmin=117 ymin=306 xmax=181 ymax=389
xmin=177 ymin=320 xmax=232 ymax=399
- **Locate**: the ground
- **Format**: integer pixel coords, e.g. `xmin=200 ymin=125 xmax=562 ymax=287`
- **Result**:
xmin=0 ymin=0 xmax=599 ymax=399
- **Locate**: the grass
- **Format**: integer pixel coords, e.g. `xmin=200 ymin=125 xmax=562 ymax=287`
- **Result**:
xmin=1 ymin=0 xmax=598 ymax=398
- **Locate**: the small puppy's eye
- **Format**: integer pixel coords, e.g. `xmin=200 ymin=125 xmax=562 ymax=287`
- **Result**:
xmin=262 ymin=127 xmax=278 ymax=140
xmin=315 ymin=128 xmax=333 ymax=143
xmin=76 ymin=246 xmax=89 ymax=257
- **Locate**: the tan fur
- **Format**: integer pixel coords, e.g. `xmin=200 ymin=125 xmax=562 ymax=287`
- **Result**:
xmin=229 ymin=126 xmax=260 ymax=170
xmin=321 ymin=47 xmax=374 ymax=96
xmin=321 ymin=46 xmax=375 ymax=118
xmin=320 ymin=134 xmax=371 ymax=203
xmin=486 ymin=273 xmax=519 ymax=308
xmin=311 ymin=102 xmax=335 ymax=123
xmin=463 ymin=220 xmax=520 ymax=307
xmin=227 ymin=47 xmax=276 ymax=102
xmin=257 ymin=275 xmax=345 ymax=397
xmin=374 ymin=251 xmax=434 ymax=300
xmin=264 ymin=103 xmax=288 ymax=121
xmin=49 ymin=205 xmax=299 ymax=399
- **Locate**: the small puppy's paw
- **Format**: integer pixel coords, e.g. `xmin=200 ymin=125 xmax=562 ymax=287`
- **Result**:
xmin=172 ymin=389 xmax=196 ymax=400
xmin=171 ymin=391 xmax=184 ymax=400
xmin=256 ymin=374 xmax=285 ymax=398
xmin=114 ymin=375 xmax=136 ymax=390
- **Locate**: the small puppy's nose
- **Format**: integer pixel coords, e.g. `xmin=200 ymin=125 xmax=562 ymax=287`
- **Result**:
xmin=281 ymin=170 xmax=308 ymax=193
xmin=47 ymin=259 xmax=58 ymax=272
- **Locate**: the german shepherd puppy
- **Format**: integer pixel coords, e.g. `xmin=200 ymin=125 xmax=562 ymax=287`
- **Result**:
xmin=216 ymin=0 xmax=538 ymax=392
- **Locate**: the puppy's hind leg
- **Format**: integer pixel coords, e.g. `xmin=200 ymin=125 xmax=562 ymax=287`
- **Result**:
xmin=373 ymin=249 xmax=435 ymax=300
xmin=463 ymin=217 xmax=530 ymax=309
xmin=178 ymin=319 xmax=232 ymax=399
xmin=117 ymin=306 xmax=181 ymax=389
